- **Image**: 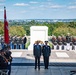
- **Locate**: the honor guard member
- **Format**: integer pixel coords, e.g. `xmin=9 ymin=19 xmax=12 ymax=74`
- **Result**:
xmin=42 ymin=41 xmax=51 ymax=69
xmin=66 ymin=33 xmax=71 ymax=50
xmin=16 ymin=36 xmax=20 ymax=49
xmin=33 ymin=41 xmax=42 ymax=70
xmin=51 ymin=35 xmax=57 ymax=49
xmin=21 ymin=38 xmax=24 ymax=49
xmin=9 ymin=36 xmax=12 ymax=49
xmin=51 ymin=35 xmax=57 ymax=44
xmin=20 ymin=37 xmax=23 ymax=49
xmin=12 ymin=36 xmax=16 ymax=49
xmin=66 ymin=33 xmax=71 ymax=43
xmin=73 ymin=36 xmax=76 ymax=50
xmin=57 ymin=36 xmax=62 ymax=50
xmin=14 ymin=36 xmax=17 ymax=49
xmin=61 ymin=35 xmax=67 ymax=50
xmin=1 ymin=36 xmax=4 ymax=49
xmin=19 ymin=37 xmax=22 ymax=49
xmin=11 ymin=36 xmax=14 ymax=49
xmin=57 ymin=36 xmax=62 ymax=45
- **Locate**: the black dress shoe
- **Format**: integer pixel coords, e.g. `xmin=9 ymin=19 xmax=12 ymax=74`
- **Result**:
xmin=35 ymin=67 xmax=37 ymax=69
xmin=46 ymin=68 xmax=48 ymax=69
xmin=38 ymin=68 xmax=40 ymax=70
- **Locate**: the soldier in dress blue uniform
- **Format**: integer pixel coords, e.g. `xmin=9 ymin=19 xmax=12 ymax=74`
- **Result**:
xmin=42 ymin=41 xmax=51 ymax=69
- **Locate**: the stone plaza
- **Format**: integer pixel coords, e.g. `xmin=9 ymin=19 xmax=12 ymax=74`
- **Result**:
xmin=10 ymin=49 xmax=76 ymax=75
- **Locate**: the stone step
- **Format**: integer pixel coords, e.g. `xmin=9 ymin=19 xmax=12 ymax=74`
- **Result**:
xmin=11 ymin=62 xmax=76 ymax=67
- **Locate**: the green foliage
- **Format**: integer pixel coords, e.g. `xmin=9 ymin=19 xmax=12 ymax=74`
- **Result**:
xmin=0 ymin=21 xmax=4 ymax=35
xmin=9 ymin=26 xmax=26 ymax=36
xmin=23 ymin=25 xmax=30 ymax=36
xmin=48 ymin=42 xmax=53 ymax=48
xmin=68 ymin=22 xmax=76 ymax=28
xmin=26 ymin=40 xmax=30 ymax=49
xmin=52 ymin=27 xmax=76 ymax=36
xmin=0 ymin=20 xmax=76 ymax=37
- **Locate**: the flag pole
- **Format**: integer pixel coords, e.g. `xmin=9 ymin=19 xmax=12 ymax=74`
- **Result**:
xmin=4 ymin=6 xmax=9 ymax=46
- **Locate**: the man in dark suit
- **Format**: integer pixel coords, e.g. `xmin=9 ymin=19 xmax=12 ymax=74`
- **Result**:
xmin=23 ymin=36 xmax=27 ymax=49
xmin=33 ymin=41 xmax=42 ymax=70
xmin=42 ymin=41 xmax=51 ymax=69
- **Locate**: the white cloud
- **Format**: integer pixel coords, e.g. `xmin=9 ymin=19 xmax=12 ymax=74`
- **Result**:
xmin=49 ymin=5 xmax=64 ymax=9
xmin=14 ymin=3 xmax=29 ymax=6
xmin=29 ymin=1 xmax=38 ymax=4
xmin=68 ymin=6 xmax=76 ymax=9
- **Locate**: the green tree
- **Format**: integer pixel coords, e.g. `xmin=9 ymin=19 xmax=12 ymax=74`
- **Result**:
xmin=53 ymin=27 xmax=76 ymax=36
xmin=0 ymin=21 xmax=4 ymax=35
xmin=23 ymin=25 xmax=30 ymax=36
xmin=68 ymin=22 xmax=76 ymax=28
xmin=9 ymin=26 xmax=26 ymax=36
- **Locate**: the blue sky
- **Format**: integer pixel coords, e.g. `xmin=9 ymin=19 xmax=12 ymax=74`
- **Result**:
xmin=0 ymin=0 xmax=76 ymax=19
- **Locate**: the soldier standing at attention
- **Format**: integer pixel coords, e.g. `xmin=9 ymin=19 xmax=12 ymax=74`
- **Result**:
xmin=42 ymin=41 xmax=51 ymax=69
xmin=66 ymin=33 xmax=71 ymax=50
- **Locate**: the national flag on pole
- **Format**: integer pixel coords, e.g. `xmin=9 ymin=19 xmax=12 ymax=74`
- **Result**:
xmin=4 ymin=7 xmax=9 ymax=44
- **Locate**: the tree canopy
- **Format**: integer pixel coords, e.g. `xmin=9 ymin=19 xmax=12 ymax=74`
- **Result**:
xmin=0 ymin=20 xmax=76 ymax=36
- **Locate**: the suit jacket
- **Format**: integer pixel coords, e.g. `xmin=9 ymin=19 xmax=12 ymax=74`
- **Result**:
xmin=23 ymin=37 xmax=27 ymax=44
xmin=42 ymin=45 xmax=51 ymax=57
xmin=33 ymin=44 xmax=42 ymax=57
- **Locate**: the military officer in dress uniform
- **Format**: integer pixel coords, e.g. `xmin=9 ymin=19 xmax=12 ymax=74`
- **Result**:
xmin=42 ymin=41 xmax=51 ymax=69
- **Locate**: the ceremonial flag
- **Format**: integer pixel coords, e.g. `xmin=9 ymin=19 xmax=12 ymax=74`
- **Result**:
xmin=4 ymin=7 xmax=9 ymax=44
